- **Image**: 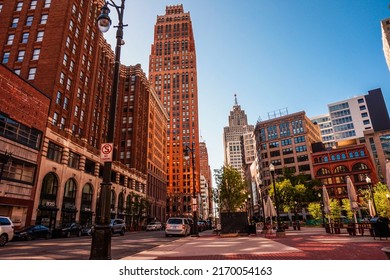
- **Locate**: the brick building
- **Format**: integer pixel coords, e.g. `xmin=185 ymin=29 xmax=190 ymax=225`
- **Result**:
xmin=149 ymin=5 xmax=201 ymax=218
xmin=311 ymin=144 xmax=379 ymax=200
xmin=0 ymin=64 xmax=50 ymax=228
xmin=0 ymin=0 xmax=147 ymax=229
xmin=254 ymin=110 xmax=322 ymax=187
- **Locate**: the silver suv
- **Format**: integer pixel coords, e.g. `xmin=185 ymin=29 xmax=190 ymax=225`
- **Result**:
xmin=110 ymin=219 xmax=125 ymax=236
xmin=0 ymin=216 xmax=14 ymax=246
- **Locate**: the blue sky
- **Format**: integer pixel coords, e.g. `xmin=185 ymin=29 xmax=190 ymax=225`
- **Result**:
xmin=103 ymin=0 xmax=390 ymax=181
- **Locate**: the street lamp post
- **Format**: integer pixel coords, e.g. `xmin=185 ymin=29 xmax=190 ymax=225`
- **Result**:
xmin=90 ymin=0 xmax=126 ymax=260
xmin=269 ymin=164 xmax=284 ymax=233
xmin=366 ymin=176 xmax=377 ymax=217
xmin=318 ymin=193 xmax=325 ymax=228
xmin=184 ymin=142 xmax=199 ymax=237
xmin=257 ymin=180 xmax=267 ymax=231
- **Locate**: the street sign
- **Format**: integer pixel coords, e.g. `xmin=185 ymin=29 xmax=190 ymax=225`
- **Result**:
xmin=100 ymin=143 xmax=113 ymax=162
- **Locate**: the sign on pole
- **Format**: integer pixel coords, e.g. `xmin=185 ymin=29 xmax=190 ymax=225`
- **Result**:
xmin=100 ymin=143 xmax=113 ymax=162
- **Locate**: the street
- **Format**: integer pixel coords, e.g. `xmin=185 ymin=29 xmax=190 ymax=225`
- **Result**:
xmin=0 ymin=230 xmax=182 ymax=260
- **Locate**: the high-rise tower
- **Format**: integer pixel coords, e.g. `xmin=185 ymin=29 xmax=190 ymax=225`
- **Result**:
xmin=223 ymin=95 xmax=254 ymax=177
xmin=149 ymin=5 xmax=200 ymax=218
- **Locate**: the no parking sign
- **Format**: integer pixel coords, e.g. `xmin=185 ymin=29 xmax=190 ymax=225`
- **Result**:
xmin=100 ymin=143 xmax=113 ymax=162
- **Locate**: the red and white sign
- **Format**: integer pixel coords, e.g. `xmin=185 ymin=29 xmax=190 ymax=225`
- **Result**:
xmin=100 ymin=143 xmax=113 ymax=162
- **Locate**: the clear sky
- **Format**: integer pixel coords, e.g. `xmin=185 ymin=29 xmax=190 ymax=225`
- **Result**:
xmin=103 ymin=0 xmax=390 ymax=183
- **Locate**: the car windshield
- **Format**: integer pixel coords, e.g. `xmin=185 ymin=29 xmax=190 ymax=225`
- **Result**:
xmin=167 ymin=219 xmax=182 ymax=224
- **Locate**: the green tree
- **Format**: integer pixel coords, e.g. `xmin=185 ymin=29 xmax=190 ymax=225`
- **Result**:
xmin=214 ymin=165 xmax=248 ymax=213
xmin=329 ymin=198 xmax=342 ymax=221
xmin=268 ymin=179 xmax=307 ymax=212
xmin=308 ymin=202 xmax=322 ymax=221
xmin=372 ymin=182 xmax=390 ymax=218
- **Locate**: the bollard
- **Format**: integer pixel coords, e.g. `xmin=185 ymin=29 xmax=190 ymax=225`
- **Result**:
xmin=381 ymin=247 xmax=390 ymax=260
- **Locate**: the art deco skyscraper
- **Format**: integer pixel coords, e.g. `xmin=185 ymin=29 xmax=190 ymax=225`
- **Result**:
xmin=223 ymin=95 xmax=254 ymax=177
xmin=149 ymin=5 xmax=200 ymax=218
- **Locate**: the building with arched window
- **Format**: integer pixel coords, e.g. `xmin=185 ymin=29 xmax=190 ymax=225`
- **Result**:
xmin=311 ymin=144 xmax=378 ymax=199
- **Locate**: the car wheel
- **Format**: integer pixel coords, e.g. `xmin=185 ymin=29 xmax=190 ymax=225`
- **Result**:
xmin=0 ymin=234 xmax=8 ymax=246
xmin=45 ymin=232 xmax=52 ymax=239
xmin=27 ymin=234 xmax=33 ymax=241
xmin=120 ymin=228 xmax=125 ymax=236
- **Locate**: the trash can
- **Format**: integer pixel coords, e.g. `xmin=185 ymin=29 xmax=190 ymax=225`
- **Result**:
xmin=370 ymin=217 xmax=390 ymax=240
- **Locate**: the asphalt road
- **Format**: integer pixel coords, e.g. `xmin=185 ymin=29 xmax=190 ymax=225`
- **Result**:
xmin=0 ymin=230 xmax=181 ymax=260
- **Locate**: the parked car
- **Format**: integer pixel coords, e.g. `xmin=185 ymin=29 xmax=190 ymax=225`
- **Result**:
xmin=0 ymin=216 xmax=14 ymax=246
xmin=165 ymin=217 xmax=191 ymax=237
xmin=197 ymin=221 xmax=205 ymax=232
xmin=146 ymin=221 xmax=163 ymax=231
xmin=14 ymin=225 xmax=51 ymax=241
xmin=110 ymin=219 xmax=126 ymax=236
xmin=53 ymin=223 xmax=82 ymax=238
xmin=80 ymin=225 xmax=93 ymax=236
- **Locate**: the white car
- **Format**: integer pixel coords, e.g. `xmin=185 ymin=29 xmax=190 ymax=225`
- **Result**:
xmin=0 ymin=216 xmax=14 ymax=246
xmin=146 ymin=221 xmax=163 ymax=231
xmin=165 ymin=217 xmax=191 ymax=237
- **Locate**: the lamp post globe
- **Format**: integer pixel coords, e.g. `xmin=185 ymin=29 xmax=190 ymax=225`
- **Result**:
xmin=97 ymin=5 xmax=111 ymax=32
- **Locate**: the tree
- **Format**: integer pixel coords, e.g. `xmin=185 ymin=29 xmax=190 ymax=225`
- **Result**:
xmin=268 ymin=179 xmax=307 ymax=212
xmin=214 ymin=165 xmax=248 ymax=213
xmin=307 ymin=202 xmax=322 ymax=221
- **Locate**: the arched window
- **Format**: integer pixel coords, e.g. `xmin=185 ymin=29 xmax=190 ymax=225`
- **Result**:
xmin=41 ymin=172 xmax=58 ymax=198
xmin=118 ymin=192 xmax=124 ymax=213
xmin=334 ymin=165 xmax=349 ymax=174
xmin=62 ymin=178 xmax=77 ymax=226
xmin=37 ymin=172 xmax=59 ymax=228
xmin=80 ymin=183 xmax=94 ymax=226
xmin=110 ymin=190 xmax=116 ymax=211
xmin=352 ymin=163 xmax=369 ymax=171
xmin=81 ymin=183 xmax=93 ymax=202
xmin=63 ymin=178 xmax=77 ymax=200
xmin=317 ymin=168 xmax=331 ymax=176
xmin=324 ymin=156 xmax=328 ymax=162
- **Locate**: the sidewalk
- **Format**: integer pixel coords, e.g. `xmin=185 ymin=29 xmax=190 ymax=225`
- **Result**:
xmin=121 ymin=226 xmax=390 ymax=260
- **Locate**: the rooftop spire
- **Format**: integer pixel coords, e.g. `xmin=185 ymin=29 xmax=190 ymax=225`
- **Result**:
xmin=234 ymin=94 xmax=238 ymax=106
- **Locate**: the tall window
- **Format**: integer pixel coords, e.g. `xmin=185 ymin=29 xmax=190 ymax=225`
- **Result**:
xmin=11 ymin=18 xmax=19 ymax=28
xmin=21 ymin=32 xmax=29 ymax=43
xmin=16 ymin=2 xmax=23 ymax=11
xmin=17 ymin=50 xmax=25 ymax=62
xmin=55 ymin=91 xmax=62 ymax=105
xmin=2 ymin=52 xmax=10 ymax=63
xmin=36 ymin=31 xmax=44 ymax=42
xmin=30 ymin=0 xmax=37 ymax=9
xmin=47 ymin=142 xmax=63 ymax=163
xmin=28 ymin=68 xmax=36 ymax=80
xmin=44 ymin=0 xmax=51 ymax=8
xmin=26 ymin=16 xmax=33 ymax=26
xmin=52 ymin=112 xmax=58 ymax=125
xmin=7 ymin=34 xmax=14 ymax=45
xmin=68 ymin=152 xmax=80 ymax=169
xmin=32 ymin=49 xmax=40 ymax=60
xmin=40 ymin=14 xmax=48 ymax=24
